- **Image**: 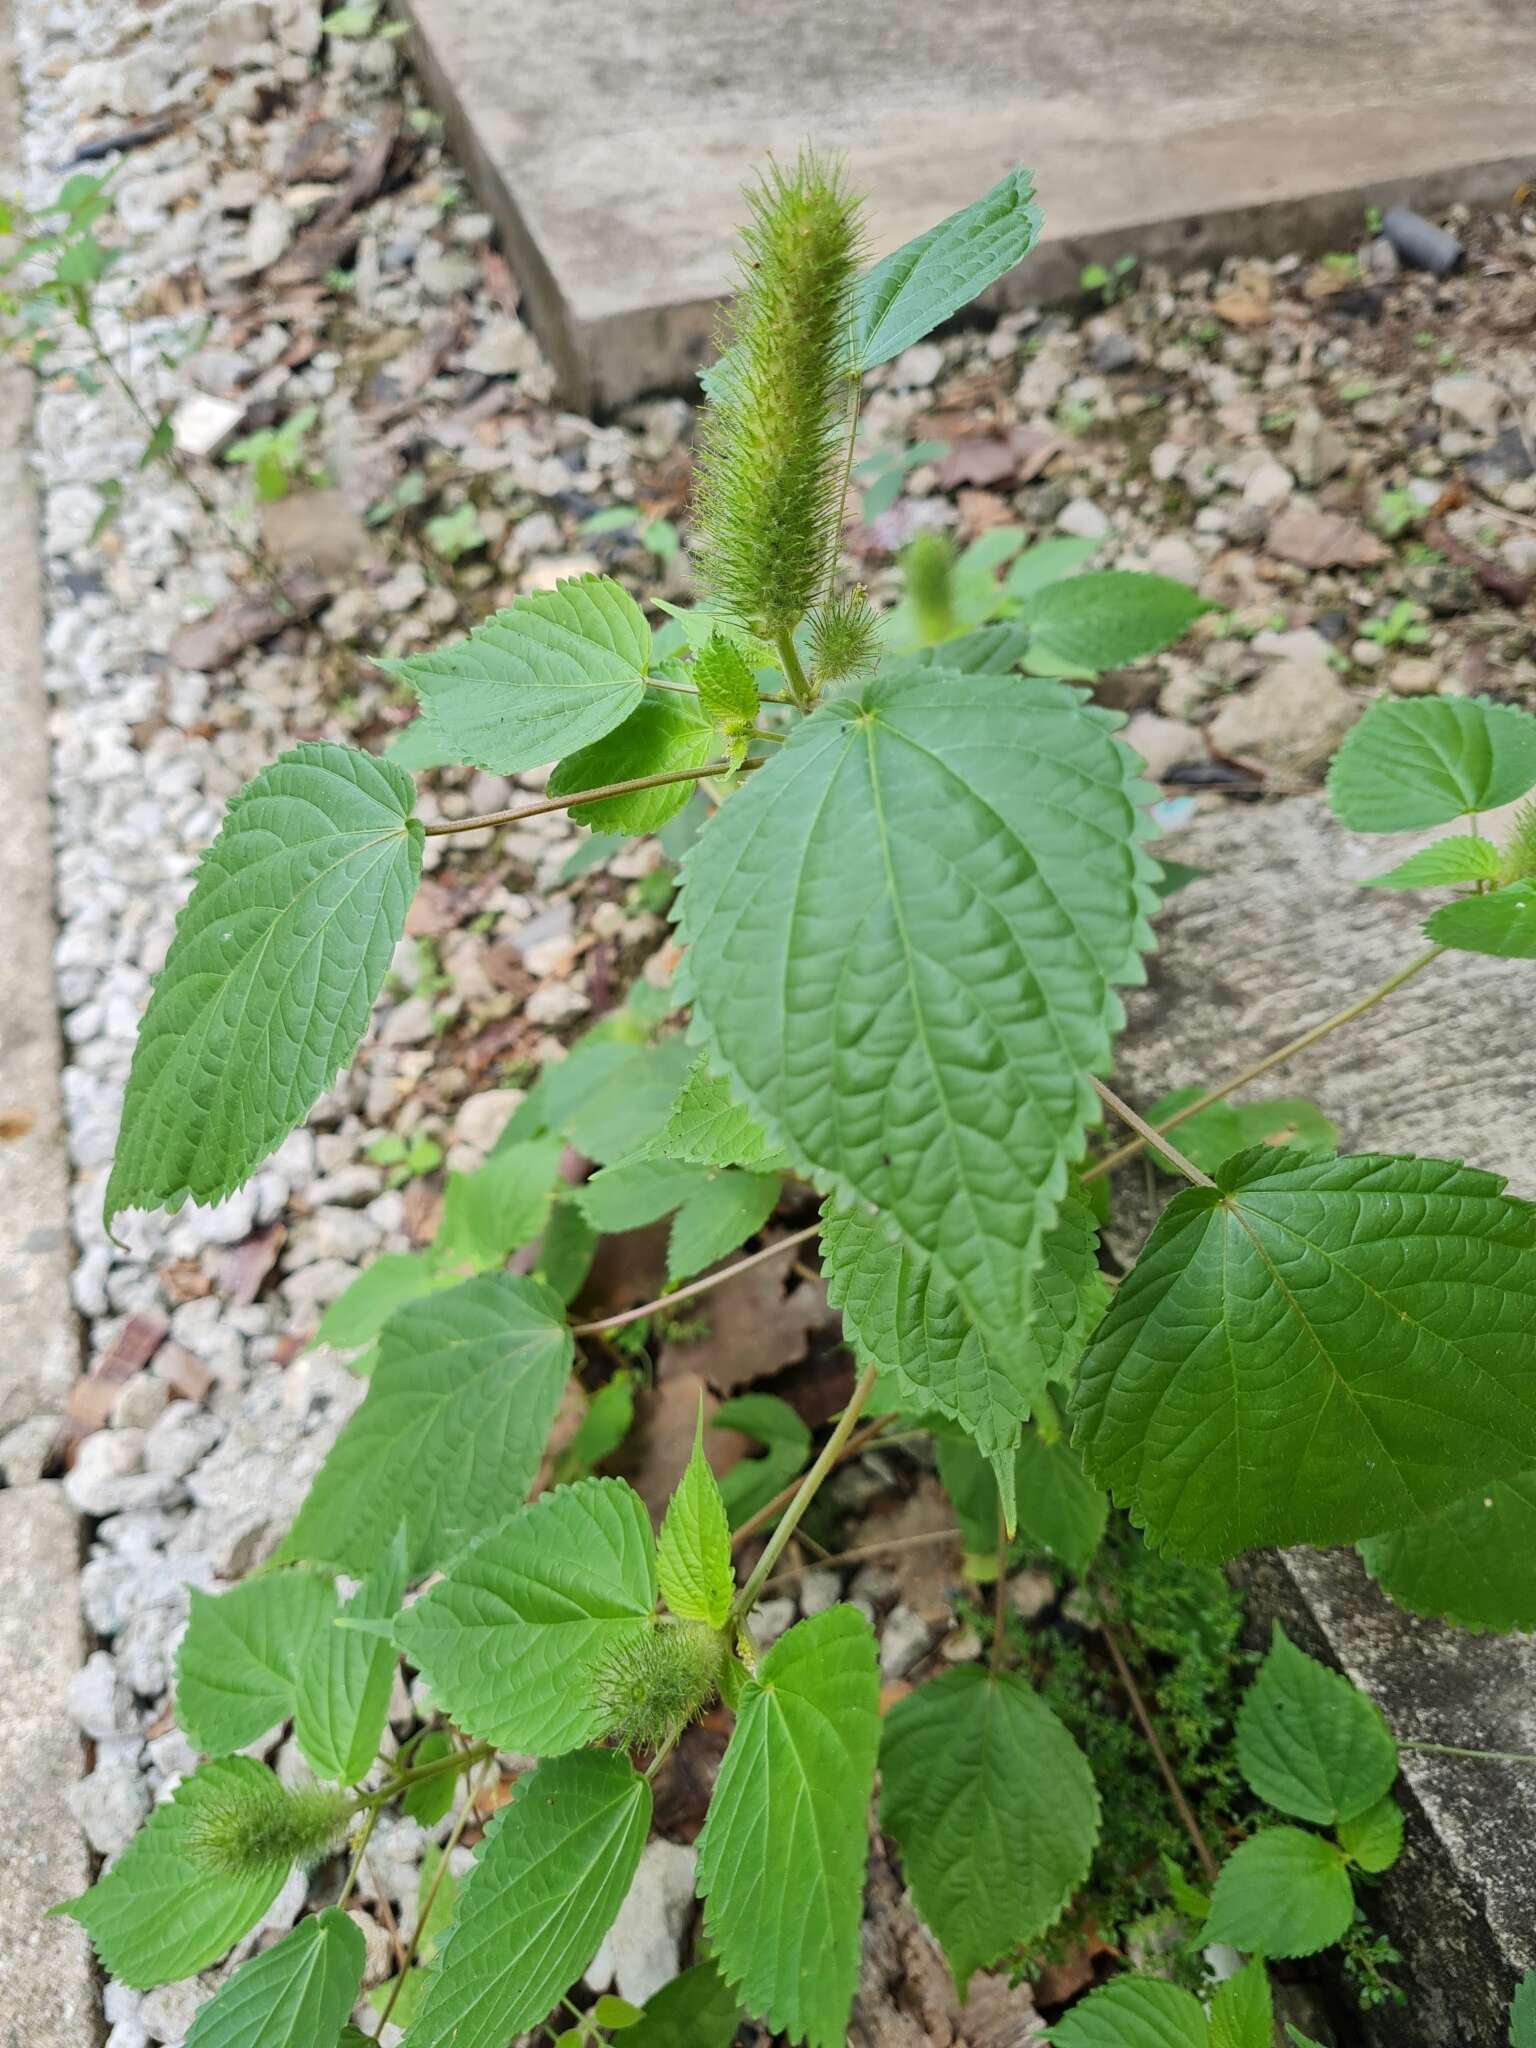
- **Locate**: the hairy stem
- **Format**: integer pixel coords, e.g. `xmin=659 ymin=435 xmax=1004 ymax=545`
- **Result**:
xmin=775 ymin=628 xmax=815 ymax=710
xmin=82 ymin=316 xmax=291 ymax=607
xmin=363 ymin=1739 xmax=496 ymax=1808
xmin=572 ymin=1220 xmax=821 ymax=1338
xmin=1082 ymin=947 xmax=1444 ymax=1183
xmin=730 ymin=1410 xmax=895 ymax=1546
xmin=1090 ymin=1075 xmax=1214 ymax=1189
xmin=990 ymin=1495 xmax=1011 ymax=1675
xmin=734 ymin=1363 xmax=880 ymax=1619
xmin=422 ymin=758 xmax=759 ymax=838
xmin=335 ymin=1803 xmax=380 ymax=1912
xmin=1095 ymin=1603 xmax=1219 ymax=1883
xmin=1399 ymin=1740 xmax=1536 ymax=1766
xmin=372 ymin=1749 xmax=494 ymax=2036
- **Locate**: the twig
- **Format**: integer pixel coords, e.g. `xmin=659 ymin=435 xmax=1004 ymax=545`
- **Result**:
xmin=760 ymin=1524 xmax=962 ymax=1589
xmin=422 ymin=757 xmax=760 ymax=838
xmin=1096 ymin=1605 xmax=1219 ymax=1883
xmin=372 ymin=1750 xmax=497 ymax=2037
xmin=990 ymin=1494 xmax=1011 ymax=1675
xmin=1090 ymin=1076 xmax=1214 ymax=1189
xmin=572 ymin=1220 xmax=820 ymax=1337
xmin=1081 ymin=947 xmax=1444 ymax=1183
xmin=335 ymin=1803 xmax=380 ymax=1912
xmin=1399 ymin=1740 xmax=1536 ymax=1766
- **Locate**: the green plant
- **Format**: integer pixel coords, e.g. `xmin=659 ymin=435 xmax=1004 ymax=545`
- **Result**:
xmin=225 ymin=405 xmax=322 ymax=504
xmin=1080 ymin=253 xmax=1137 ymax=305
xmin=1359 ymin=598 xmax=1429 ymax=648
xmin=580 ymin=505 xmax=683 ymax=561
xmin=422 ymin=501 xmax=487 ymax=561
xmin=1373 ymin=487 xmax=1423 ymax=539
xmin=851 ymin=436 xmax=949 ymax=520
xmin=68 ymin=152 xmax=1536 ymax=2047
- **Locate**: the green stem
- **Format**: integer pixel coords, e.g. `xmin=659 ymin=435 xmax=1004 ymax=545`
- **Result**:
xmin=775 ymin=628 xmax=815 ymax=711
xmin=733 ymin=1363 xmax=880 ymax=1620
xmin=990 ymin=1495 xmax=1010 ymax=1675
xmin=335 ymin=1803 xmax=380 ymax=1911
xmin=1090 ymin=1075 xmax=1214 ymax=1189
xmin=823 ymin=370 xmax=863 ymax=610
xmin=1083 ymin=947 xmax=1443 ymax=1183
xmin=363 ymin=1738 xmax=496 ymax=1808
xmin=422 ymin=758 xmax=760 ymax=838
xmin=1399 ymin=1740 xmax=1536 ymax=1766
xmin=81 ymin=314 xmax=291 ymax=607
xmin=372 ymin=1749 xmax=494 ymax=2037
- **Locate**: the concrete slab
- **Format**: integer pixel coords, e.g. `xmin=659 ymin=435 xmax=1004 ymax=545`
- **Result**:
xmin=0 ymin=1485 xmax=98 ymax=2048
xmin=395 ymin=0 xmax=1536 ymax=407
xmin=1114 ymin=793 xmax=1536 ymax=2035
xmin=0 ymin=0 xmax=76 ymax=1444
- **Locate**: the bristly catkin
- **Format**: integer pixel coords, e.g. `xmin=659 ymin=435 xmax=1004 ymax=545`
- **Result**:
xmin=592 ymin=1617 xmax=730 ymax=1753
xmin=693 ymin=153 xmax=864 ymax=641
xmin=183 ymin=1772 xmax=354 ymax=1878
xmin=808 ymin=587 xmax=880 ymax=686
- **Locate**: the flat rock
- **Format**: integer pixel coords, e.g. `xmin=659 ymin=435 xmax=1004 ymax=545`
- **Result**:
xmin=1207 ymin=659 xmax=1360 ymax=780
xmin=398 ymin=0 xmax=1536 ymax=404
xmin=1113 ymin=794 xmax=1536 ymax=2029
xmin=0 ymin=1486 xmax=97 ymax=2046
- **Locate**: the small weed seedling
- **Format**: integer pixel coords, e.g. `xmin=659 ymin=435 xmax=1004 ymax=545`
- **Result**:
xmin=1360 ymin=599 xmax=1430 ymax=649
xmin=1080 ymin=252 xmax=1137 ymax=305
xmin=225 ymin=405 xmax=323 ymax=504
xmin=59 ymin=153 xmax=1536 ymax=2048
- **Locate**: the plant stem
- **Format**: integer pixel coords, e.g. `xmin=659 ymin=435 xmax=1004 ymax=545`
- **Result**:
xmin=372 ymin=1750 xmax=495 ymax=2037
xmin=734 ymin=1364 xmax=880 ymax=1620
xmin=775 ymin=627 xmax=815 ymax=710
xmin=1082 ymin=947 xmax=1444 ymax=1184
xmin=572 ymin=1220 xmax=820 ymax=1337
xmin=363 ymin=1739 xmax=496 ymax=1807
xmin=336 ymin=1802 xmax=380 ymax=1912
xmin=759 ymin=1524 xmax=961 ymax=1588
xmin=823 ymin=370 xmax=863 ymax=610
xmin=730 ymin=1411 xmax=895 ymax=1546
xmin=1090 ymin=1076 xmax=1214 ymax=1189
xmin=990 ymin=1495 xmax=1011 ymax=1675
xmin=81 ymin=315 xmax=292 ymax=607
xmin=422 ymin=758 xmax=759 ymax=838
xmin=1399 ymin=1740 xmax=1536 ymax=1766
xmin=1096 ymin=1604 xmax=1220 ymax=1883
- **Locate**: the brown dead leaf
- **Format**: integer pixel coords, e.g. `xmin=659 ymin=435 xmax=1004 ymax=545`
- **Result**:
xmin=219 ymin=1223 xmax=286 ymax=1307
xmin=955 ymin=488 xmax=1015 ymax=537
xmin=169 ymin=577 xmax=326 ymax=672
xmin=1212 ymin=261 xmax=1274 ymax=327
xmin=158 ymin=1259 xmax=212 ymax=1305
xmin=622 ymin=1372 xmax=744 ymax=1520
xmin=1266 ymin=502 xmax=1387 ymax=569
xmin=658 ymin=1246 xmax=834 ymax=1391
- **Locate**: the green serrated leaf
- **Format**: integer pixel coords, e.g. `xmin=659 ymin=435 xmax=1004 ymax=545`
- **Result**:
xmin=1510 ymin=1968 xmax=1536 ymax=2047
xmin=577 ymin=1156 xmax=713 ymax=1232
xmin=175 ymin=1571 xmax=336 ymax=1756
xmin=1360 ymin=1472 xmax=1536 ymax=1631
xmin=641 ymin=1059 xmax=791 ymax=1171
xmin=854 ymin=167 xmax=1041 ymax=371
xmin=880 ymin=1667 xmax=1098 ymax=1992
xmin=1326 ymin=696 xmax=1536 ymax=831
xmin=679 ymin=668 xmax=1155 ymax=1367
xmin=555 ymin=1368 xmax=637 ymax=1483
xmin=401 ymin=1730 xmax=458 ymax=1826
xmin=624 ymin=1962 xmax=742 ymax=2048
xmin=1044 ymin=1978 xmax=1207 ymax=2047
xmin=1202 ymin=1826 xmax=1355 ymax=1958
xmin=697 ymin=1607 xmax=880 ymax=2047
xmin=383 ymin=718 xmax=461 ymax=772
xmin=394 ymin=1477 xmax=657 ymax=1754
xmin=382 ymin=575 xmax=650 ymax=775
xmin=907 ymin=620 xmax=1032 ymax=673
xmin=182 ymin=1909 xmax=364 ymax=2048
xmin=1140 ymin=1089 xmax=1337 ymax=1178
xmin=712 ymin=1394 xmax=812 ymax=1527
xmin=280 ymin=1273 xmax=572 ymax=1576
xmin=435 ymin=1139 xmax=564 ymax=1270
xmin=1208 ymin=1955 xmax=1273 ymax=2048
xmin=1425 ymin=879 xmax=1536 ymax=958
xmin=657 ymin=1403 xmax=735 ymax=1625
xmin=824 ymin=1188 xmax=1108 ymax=1512
xmin=548 ymin=693 xmax=717 ymax=833
xmin=1012 ymin=1428 xmax=1109 ymax=1574
xmin=293 ymin=1535 xmax=406 ymax=1785
xmin=105 ymin=744 xmax=421 ymax=1224
xmin=536 ymin=1196 xmax=601 ymax=1306
xmin=1236 ymin=1624 xmax=1397 ymax=1824
xmin=53 ymin=1759 xmax=291 ymax=1988
xmin=417 ymin=1844 xmax=461 ymax=1958
xmin=1018 ymin=570 xmax=1209 ymax=674
xmin=312 ymin=1253 xmax=455 ymax=1362
xmin=556 ymin=1035 xmax=695 ymax=1163
xmin=694 ymin=632 xmax=760 ymax=736
xmin=405 ymin=1750 xmax=651 ymax=2048
xmin=1072 ymin=1149 xmax=1536 ymax=1561
xmin=1362 ymin=835 xmax=1502 ymax=889
xmin=1336 ymin=1792 xmax=1404 ymax=1873
xmin=667 ymin=1168 xmax=780 ymax=1284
